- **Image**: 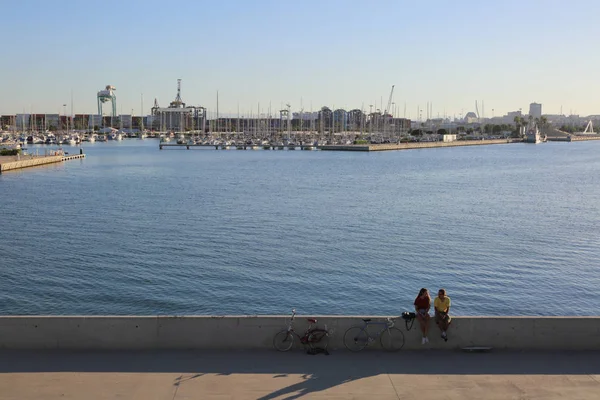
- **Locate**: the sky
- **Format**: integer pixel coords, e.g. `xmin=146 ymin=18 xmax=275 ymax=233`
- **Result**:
xmin=2 ymin=0 xmax=599 ymax=119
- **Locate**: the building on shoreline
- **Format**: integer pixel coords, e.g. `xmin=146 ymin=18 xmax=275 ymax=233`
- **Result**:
xmin=529 ymin=103 xmax=542 ymax=119
xmin=150 ymin=80 xmax=206 ymax=132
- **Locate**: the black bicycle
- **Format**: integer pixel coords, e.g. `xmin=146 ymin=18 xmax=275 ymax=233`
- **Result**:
xmin=273 ymin=309 xmax=330 ymax=352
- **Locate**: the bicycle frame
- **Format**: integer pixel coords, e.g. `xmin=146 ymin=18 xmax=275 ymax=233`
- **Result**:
xmin=343 ymin=317 xmax=404 ymax=352
xmin=358 ymin=319 xmax=395 ymax=341
xmin=285 ymin=309 xmax=320 ymax=334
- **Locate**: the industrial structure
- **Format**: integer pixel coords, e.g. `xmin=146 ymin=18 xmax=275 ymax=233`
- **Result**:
xmin=97 ymin=85 xmax=117 ymax=118
xmin=151 ymin=79 xmax=206 ymax=132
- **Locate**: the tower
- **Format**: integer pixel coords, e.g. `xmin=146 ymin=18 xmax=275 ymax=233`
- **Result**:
xmin=529 ymin=103 xmax=542 ymax=118
xmin=169 ymin=79 xmax=185 ymax=108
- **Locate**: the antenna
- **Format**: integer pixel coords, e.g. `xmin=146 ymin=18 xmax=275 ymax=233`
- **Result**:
xmin=168 ymin=79 xmax=185 ymax=108
xmin=482 ymin=100 xmax=485 ymax=120
xmin=176 ymin=79 xmax=182 ymax=103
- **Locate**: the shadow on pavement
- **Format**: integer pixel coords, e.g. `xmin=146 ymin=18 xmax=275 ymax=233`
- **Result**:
xmin=1 ymin=350 xmax=599 ymax=399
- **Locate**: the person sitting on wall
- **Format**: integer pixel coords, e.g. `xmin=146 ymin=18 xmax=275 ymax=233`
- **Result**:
xmin=434 ymin=288 xmax=451 ymax=342
xmin=414 ymin=288 xmax=431 ymax=344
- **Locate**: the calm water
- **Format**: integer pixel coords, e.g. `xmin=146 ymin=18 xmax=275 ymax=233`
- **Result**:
xmin=1 ymin=140 xmax=599 ymax=316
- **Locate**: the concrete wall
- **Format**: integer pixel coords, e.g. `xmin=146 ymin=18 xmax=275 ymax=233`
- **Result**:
xmin=0 ymin=155 xmax=63 ymax=172
xmin=1 ymin=316 xmax=599 ymax=351
xmin=319 ymin=139 xmax=512 ymax=152
xmin=367 ymin=139 xmax=512 ymax=151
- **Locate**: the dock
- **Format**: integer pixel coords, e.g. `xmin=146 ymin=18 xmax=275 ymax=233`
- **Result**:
xmin=0 ymin=152 xmax=86 ymax=173
xmin=160 ymin=139 xmax=517 ymax=152
xmin=320 ymin=138 xmax=517 ymax=151
xmin=62 ymin=153 xmax=86 ymax=161
xmin=547 ymin=135 xmax=600 ymax=142
xmin=159 ymin=143 xmax=318 ymax=150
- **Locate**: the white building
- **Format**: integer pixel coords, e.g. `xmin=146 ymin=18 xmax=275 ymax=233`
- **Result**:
xmin=442 ymin=133 xmax=457 ymax=142
xmin=464 ymin=112 xmax=478 ymax=124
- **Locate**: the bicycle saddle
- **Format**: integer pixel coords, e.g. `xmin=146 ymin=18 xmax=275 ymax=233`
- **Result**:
xmin=307 ymin=318 xmax=317 ymax=323
xmin=362 ymin=319 xmax=372 ymax=322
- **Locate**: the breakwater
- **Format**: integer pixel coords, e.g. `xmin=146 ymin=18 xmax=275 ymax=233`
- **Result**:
xmin=158 ymin=139 xmax=516 ymax=152
xmin=0 ymin=153 xmax=85 ymax=173
xmin=320 ymin=138 xmax=516 ymax=151
xmin=1 ymin=316 xmax=598 ymax=350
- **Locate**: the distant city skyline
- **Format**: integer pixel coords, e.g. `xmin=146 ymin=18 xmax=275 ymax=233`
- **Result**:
xmin=2 ymin=0 xmax=599 ymax=117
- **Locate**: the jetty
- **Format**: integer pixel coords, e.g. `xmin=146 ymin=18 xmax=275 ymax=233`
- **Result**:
xmin=159 ymin=138 xmax=517 ymax=152
xmin=547 ymin=134 xmax=600 ymax=142
xmin=0 ymin=152 xmax=85 ymax=173
xmin=320 ymin=138 xmax=517 ymax=151
xmin=159 ymin=143 xmax=318 ymax=150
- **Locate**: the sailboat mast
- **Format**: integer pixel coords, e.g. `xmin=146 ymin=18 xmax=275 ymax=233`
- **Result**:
xmin=141 ymin=94 xmax=144 ymax=132
xmin=70 ymin=89 xmax=73 ymax=133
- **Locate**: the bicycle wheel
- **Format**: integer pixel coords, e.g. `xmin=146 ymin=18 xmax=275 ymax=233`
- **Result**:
xmin=273 ymin=330 xmax=295 ymax=352
xmin=343 ymin=326 xmax=369 ymax=352
xmin=380 ymin=327 xmax=405 ymax=351
xmin=307 ymin=329 xmax=330 ymax=350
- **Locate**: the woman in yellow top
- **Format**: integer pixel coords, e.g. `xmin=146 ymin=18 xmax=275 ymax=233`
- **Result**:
xmin=434 ymin=288 xmax=451 ymax=342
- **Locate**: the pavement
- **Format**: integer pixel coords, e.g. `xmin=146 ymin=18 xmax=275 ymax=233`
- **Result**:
xmin=1 ymin=349 xmax=599 ymax=399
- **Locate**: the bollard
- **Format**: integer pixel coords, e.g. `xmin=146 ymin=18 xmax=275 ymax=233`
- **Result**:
xmin=80 ymin=149 xmax=83 ymax=155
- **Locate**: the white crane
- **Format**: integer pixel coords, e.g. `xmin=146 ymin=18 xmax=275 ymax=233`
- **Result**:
xmin=383 ymin=85 xmax=395 ymax=138
xmin=384 ymin=85 xmax=395 ymax=116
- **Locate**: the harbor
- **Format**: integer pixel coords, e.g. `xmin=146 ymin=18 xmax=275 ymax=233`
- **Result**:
xmin=4 ymin=2 xmax=600 ymax=398
xmin=2 ymin=139 xmax=600 ymax=317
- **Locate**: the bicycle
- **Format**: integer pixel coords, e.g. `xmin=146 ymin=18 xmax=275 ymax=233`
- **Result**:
xmin=343 ymin=318 xmax=405 ymax=352
xmin=273 ymin=309 xmax=330 ymax=352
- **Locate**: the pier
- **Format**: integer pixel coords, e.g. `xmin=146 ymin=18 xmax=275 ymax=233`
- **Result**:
xmin=159 ymin=143 xmax=319 ymax=150
xmin=320 ymin=138 xmax=517 ymax=151
xmin=0 ymin=152 xmax=85 ymax=173
xmin=547 ymin=134 xmax=600 ymax=142
xmin=159 ymin=138 xmax=517 ymax=152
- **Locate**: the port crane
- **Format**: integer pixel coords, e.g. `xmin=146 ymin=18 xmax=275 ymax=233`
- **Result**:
xmin=97 ymin=85 xmax=117 ymax=117
xmin=383 ymin=85 xmax=395 ymax=137
xmin=384 ymin=85 xmax=395 ymax=116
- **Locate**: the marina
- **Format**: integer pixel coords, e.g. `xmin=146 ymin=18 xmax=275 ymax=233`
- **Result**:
xmin=3 ymin=81 xmax=600 ymax=159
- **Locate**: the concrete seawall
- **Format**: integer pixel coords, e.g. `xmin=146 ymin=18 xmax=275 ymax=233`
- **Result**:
xmin=1 ymin=316 xmax=599 ymax=350
xmin=319 ymin=139 xmax=514 ymax=151
xmin=0 ymin=155 xmax=64 ymax=172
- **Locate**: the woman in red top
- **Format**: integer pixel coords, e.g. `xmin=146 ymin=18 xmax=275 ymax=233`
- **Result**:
xmin=414 ymin=288 xmax=431 ymax=344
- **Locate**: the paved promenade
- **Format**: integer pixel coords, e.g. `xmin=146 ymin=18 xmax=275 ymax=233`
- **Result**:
xmin=1 ymin=350 xmax=599 ymax=399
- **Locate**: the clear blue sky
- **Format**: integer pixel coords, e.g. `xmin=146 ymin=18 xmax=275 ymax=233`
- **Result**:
xmin=2 ymin=0 xmax=598 ymax=118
